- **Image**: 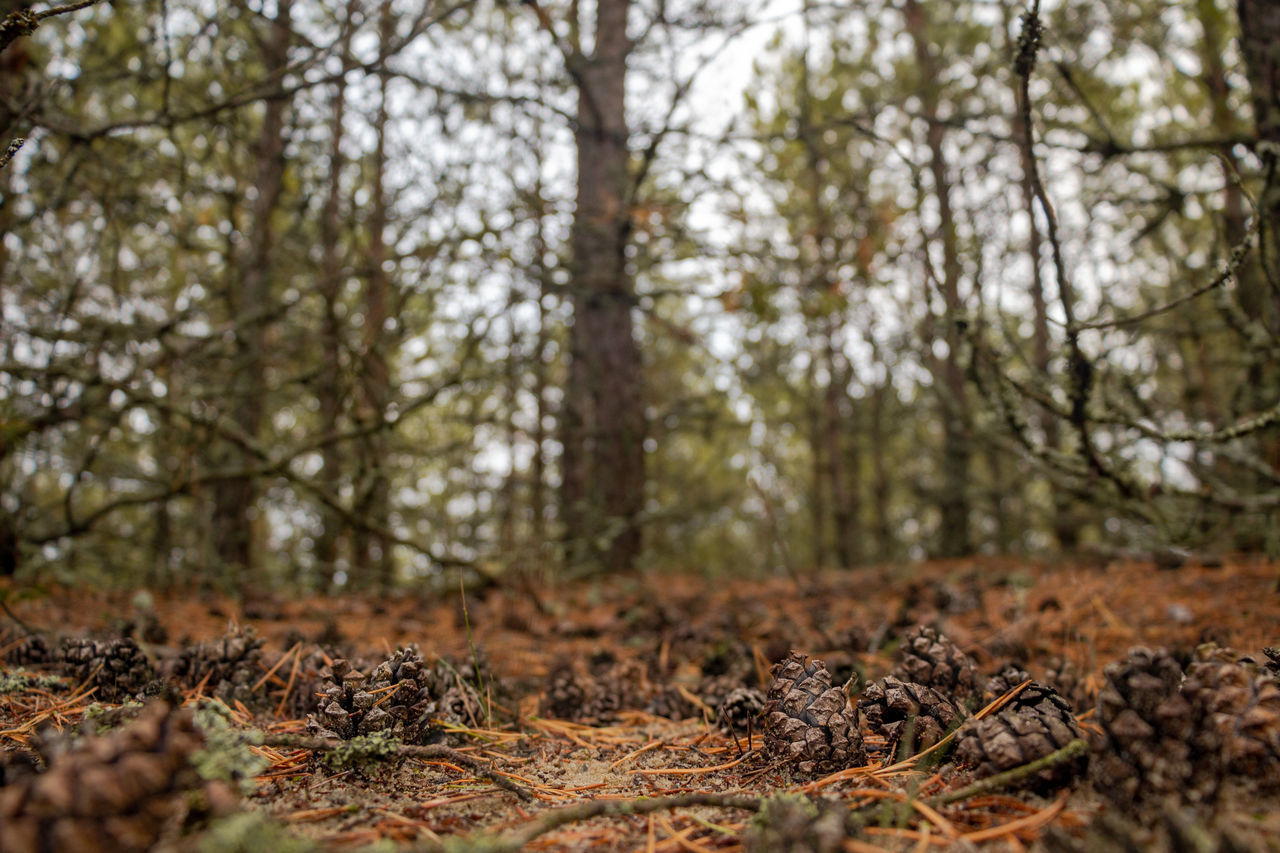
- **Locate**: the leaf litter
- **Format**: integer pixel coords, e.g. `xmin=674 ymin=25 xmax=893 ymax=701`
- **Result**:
xmin=1 ymin=555 xmax=1278 ymax=851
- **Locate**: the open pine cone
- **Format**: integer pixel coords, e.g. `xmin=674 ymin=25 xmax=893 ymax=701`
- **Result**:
xmin=763 ymin=652 xmax=865 ymax=776
xmin=859 ymin=675 xmax=966 ymax=752
xmin=954 ymin=682 xmax=1086 ymax=792
xmin=0 ymin=702 xmax=231 ymax=853
xmin=1090 ymin=646 xmax=1197 ymax=806
xmin=59 ymin=637 xmax=156 ymax=703
xmin=308 ymin=647 xmax=436 ymax=743
xmin=891 ymin=625 xmax=982 ymax=708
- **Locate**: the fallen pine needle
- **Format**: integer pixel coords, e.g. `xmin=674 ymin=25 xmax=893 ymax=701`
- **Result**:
xmin=960 ymin=791 xmax=1067 ymax=842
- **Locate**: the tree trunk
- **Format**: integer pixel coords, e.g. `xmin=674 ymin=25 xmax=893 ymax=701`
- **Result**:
xmin=905 ymin=0 xmax=971 ymax=558
xmin=561 ymin=0 xmax=645 ymax=574
xmin=1234 ymin=0 xmax=1280 ymax=490
xmin=315 ymin=0 xmax=357 ymax=588
xmin=352 ymin=0 xmax=394 ymax=589
xmin=210 ymin=0 xmax=292 ymax=588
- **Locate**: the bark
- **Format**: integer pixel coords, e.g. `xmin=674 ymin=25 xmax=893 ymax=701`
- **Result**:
xmin=315 ymin=0 xmax=357 ymax=587
xmin=209 ymin=0 xmax=292 ymax=587
xmin=905 ymin=0 xmax=972 ymax=557
xmin=1236 ymin=0 xmax=1280 ymax=489
xmin=560 ymin=0 xmax=645 ymax=574
xmin=352 ymin=0 xmax=394 ymax=589
xmin=1238 ymin=0 xmax=1280 ymax=311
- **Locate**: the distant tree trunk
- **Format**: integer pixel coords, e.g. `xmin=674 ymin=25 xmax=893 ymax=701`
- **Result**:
xmin=1238 ymin=0 xmax=1280 ymax=318
xmin=352 ymin=0 xmax=394 ymax=589
xmin=825 ymin=337 xmax=860 ymax=567
xmin=905 ymin=0 xmax=972 ymax=558
xmin=869 ymin=373 xmax=892 ymax=561
xmin=560 ymin=0 xmax=645 ymax=574
xmin=210 ymin=0 xmax=292 ymax=587
xmin=1234 ymin=0 xmax=1280 ymax=490
xmin=807 ymin=361 xmax=830 ymax=569
xmin=315 ymin=0 xmax=357 ymax=587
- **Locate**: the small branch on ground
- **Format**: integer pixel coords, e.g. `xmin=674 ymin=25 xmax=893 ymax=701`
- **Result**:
xmin=926 ymin=739 xmax=1088 ymax=806
xmin=260 ymin=733 xmax=534 ymax=802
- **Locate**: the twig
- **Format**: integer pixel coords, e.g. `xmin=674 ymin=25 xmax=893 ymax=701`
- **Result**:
xmin=926 ymin=738 xmax=1088 ymax=806
xmin=0 ymin=138 xmax=23 ymax=170
xmin=260 ymin=733 xmax=534 ymax=802
xmin=0 ymin=0 xmax=105 ymax=55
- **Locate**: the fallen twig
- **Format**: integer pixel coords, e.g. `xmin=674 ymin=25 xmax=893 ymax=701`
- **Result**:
xmin=927 ymin=739 xmax=1088 ymax=806
xmin=260 ymin=732 xmax=534 ymax=802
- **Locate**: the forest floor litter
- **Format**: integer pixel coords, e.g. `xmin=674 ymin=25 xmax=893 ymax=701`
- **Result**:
xmin=2 ymin=556 xmax=1279 ymax=851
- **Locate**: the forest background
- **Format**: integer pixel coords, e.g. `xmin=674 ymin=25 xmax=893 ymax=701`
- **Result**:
xmin=3 ymin=0 xmax=1280 ymax=594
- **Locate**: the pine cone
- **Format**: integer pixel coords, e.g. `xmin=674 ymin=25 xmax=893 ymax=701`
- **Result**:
xmin=0 ymin=702 xmax=226 ymax=853
xmin=984 ymin=664 xmax=1032 ymax=700
xmin=541 ymin=662 xmax=586 ymax=721
xmin=1182 ymin=658 xmax=1280 ymax=783
xmin=647 ymin=685 xmax=697 ymax=721
xmin=744 ymin=793 xmax=847 ymax=853
xmin=59 ymin=638 xmax=156 ymax=703
xmin=4 ymin=634 xmax=54 ymax=667
xmin=858 ymin=676 xmax=966 ymax=752
xmin=167 ymin=626 xmax=264 ymax=708
xmin=1042 ymin=655 xmax=1091 ymax=713
xmin=763 ymin=652 xmax=865 ymax=776
xmin=954 ymin=682 xmax=1086 ymax=792
xmin=307 ymin=648 xmax=436 ymax=744
xmin=1261 ymin=647 xmax=1280 ymax=679
xmin=717 ymin=686 xmax=765 ymax=736
xmin=1090 ymin=647 xmax=1198 ymax=806
xmin=891 ymin=626 xmax=981 ymax=707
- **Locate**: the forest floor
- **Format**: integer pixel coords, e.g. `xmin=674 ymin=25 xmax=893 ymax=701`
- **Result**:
xmin=2 ymin=555 xmax=1279 ymax=851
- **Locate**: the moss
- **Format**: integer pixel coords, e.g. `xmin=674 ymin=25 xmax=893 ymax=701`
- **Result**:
xmin=322 ymin=729 xmax=401 ymax=771
xmin=0 ymin=669 xmax=64 ymax=694
xmin=192 ymin=700 xmax=267 ymax=794
xmin=196 ymin=811 xmax=319 ymax=853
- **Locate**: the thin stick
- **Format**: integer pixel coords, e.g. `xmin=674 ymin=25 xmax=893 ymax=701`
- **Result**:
xmin=926 ymin=739 xmax=1087 ymax=806
xmin=260 ymin=733 xmax=534 ymax=802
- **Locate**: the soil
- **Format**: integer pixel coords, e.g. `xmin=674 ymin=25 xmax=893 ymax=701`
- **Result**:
xmin=2 ymin=555 xmax=1279 ymax=851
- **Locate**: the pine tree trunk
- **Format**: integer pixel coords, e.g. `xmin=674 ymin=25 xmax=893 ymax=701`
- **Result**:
xmin=905 ymin=0 xmax=971 ymax=558
xmin=353 ymin=0 xmax=394 ymax=589
xmin=561 ymin=0 xmax=645 ymax=574
xmin=315 ymin=0 xmax=356 ymax=587
xmin=210 ymin=0 xmax=292 ymax=588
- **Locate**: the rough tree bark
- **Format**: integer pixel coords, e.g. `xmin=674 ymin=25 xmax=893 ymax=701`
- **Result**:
xmin=210 ymin=0 xmax=292 ymax=587
xmin=905 ymin=0 xmax=972 ymax=558
xmin=315 ymin=0 xmax=357 ymax=587
xmin=352 ymin=0 xmax=394 ymax=589
xmin=559 ymin=0 xmax=645 ymax=574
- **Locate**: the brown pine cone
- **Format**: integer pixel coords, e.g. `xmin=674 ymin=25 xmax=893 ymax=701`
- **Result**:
xmin=307 ymin=648 xmax=436 ymax=743
xmin=718 ymin=686 xmax=765 ymax=735
xmin=166 ymin=625 xmax=264 ymax=708
xmin=891 ymin=626 xmax=982 ymax=707
xmin=1182 ymin=657 xmax=1280 ymax=783
xmin=1090 ymin=647 xmax=1198 ymax=806
xmin=0 ymin=701 xmax=228 ymax=853
xmin=763 ymin=652 xmax=865 ymax=776
xmin=984 ymin=664 xmax=1032 ymax=700
xmin=541 ymin=662 xmax=587 ymax=721
xmin=858 ymin=676 xmax=966 ymax=752
xmin=59 ymin=637 xmax=156 ymax=703
xmin=954 ymin=682 xmax=1086 ymax=792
